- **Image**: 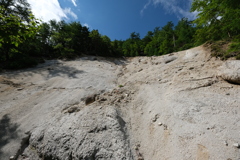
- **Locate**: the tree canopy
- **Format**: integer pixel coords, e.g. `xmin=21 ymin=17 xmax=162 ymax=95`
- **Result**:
xmin=0 ymin=0 xmax=39 ymax=61
xmin=191 ymin=0 xmax=240 ymax=44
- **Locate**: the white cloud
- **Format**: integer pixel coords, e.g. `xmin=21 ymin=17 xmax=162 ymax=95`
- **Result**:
xmin=83 ymin=23 xmax=92 ymax=30
xmin=141 ymin=0 xmax=197 ymax=20
xmin=27 ymin=0 xmax=78 ymax=22
xmin=140 ymin=0 xmax=152 ymax=16
xmin=63 ymin=8 xmax=78 ymax=19
xmin=71 ymin=0 xmax=77 ymax=7
xmin=27 ymin=0 xmax=66 ymax=22
xmin=83 ymin=23 xmax=89 ymax=28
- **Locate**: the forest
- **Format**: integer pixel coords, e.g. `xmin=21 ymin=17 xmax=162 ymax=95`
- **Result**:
xmin=0 ymin=0 xmax=240 ymax=69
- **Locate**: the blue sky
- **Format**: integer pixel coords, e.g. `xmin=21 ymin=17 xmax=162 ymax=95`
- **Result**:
xmin=27 ymin=0 xmax=197 ymax=40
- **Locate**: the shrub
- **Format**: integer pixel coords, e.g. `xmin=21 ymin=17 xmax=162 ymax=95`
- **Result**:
xmin=5 ymin=55 xmax=39 ymax=69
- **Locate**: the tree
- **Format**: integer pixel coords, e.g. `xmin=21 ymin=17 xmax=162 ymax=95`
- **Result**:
xmin=0 ymin=0 xmax=39 ymax=61
xmin=0 ymin=0 xmax=32 ymax=21
xmin=158 ymin=21 xmax=175 ymax=54
xmin=41 ymin=20 xmax=91 ymax=58
xmin=89 ymin=29 xmax=104 ymax=55
xmin=88 ymin=30 xmax=115 ymax=56
xmin=49 ymin=21 xmax=73 ymax=58
xmin=69 ymin=22 xmax=90 ymax=55
xmin=37 ymin=22 xmax=53 ymax=57
xmin=142 ymin=31 xmax=153 ymax=44
xmin=130 ymin=32 xmax=140 ymax=40
xmin=111 ymin=40 xmax=123 ymax=57
xmin=191 ymin=0 xmax=240 ymax=44
xmin=144 ymin=40 xmax=159 ymax=56
xmin=122 ymin=32 xmax=143 ymax=57
xmin=174 ymin=18 xmax=196 ymax=50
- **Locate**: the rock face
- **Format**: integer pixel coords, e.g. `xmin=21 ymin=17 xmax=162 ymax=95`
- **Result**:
xmin=219 ymin=60 xmax=240 ymax=84
xmin=0 ymin=47 xmax=240 ymax=160
xmin=23 ymin=106 xmax=132 ymax=160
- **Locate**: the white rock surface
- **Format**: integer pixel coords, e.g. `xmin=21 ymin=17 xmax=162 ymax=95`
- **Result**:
xmin=219 ymin=60 xmax=240 ymax=84
xmin=0 ymin=47 xmax=240 ymax=160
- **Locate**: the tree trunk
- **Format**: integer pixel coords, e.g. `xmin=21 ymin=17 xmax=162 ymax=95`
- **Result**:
xmin=228 ymin=32 xmax=231 ymax=38
xmin=173 ymin=35 xmax=176 ymax=48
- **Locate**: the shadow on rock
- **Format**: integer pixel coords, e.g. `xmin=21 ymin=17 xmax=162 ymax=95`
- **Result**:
xmin=3 ymin=61 xmax=85 ymax=80
xmin=45 ymin=65 xmax=85 ymax=79
xmin=0 ymin=114 xmax=19 ymax=157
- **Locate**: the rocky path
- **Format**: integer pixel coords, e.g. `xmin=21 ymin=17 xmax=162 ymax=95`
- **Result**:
xmin=0 ymin=46 xmax=240 ymax=160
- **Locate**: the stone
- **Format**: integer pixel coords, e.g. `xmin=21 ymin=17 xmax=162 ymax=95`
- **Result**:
xmin=164 ymin=56 xmax=177 ymax=64
xmin=189 ymin=67 xmax=194 ymax=70
xmin=233 ymin=143 xmax=240 ymax=148
xmin=224 ymin=141 xmax=228 ymax=146
xmin=84 ymin=94 xmax=97 ymax=105
xmin=163 ymin=124 xmax=168 ymax=130
xmin=184 ymin=50 xmax=199 ymax=59
xmin=219 ymin=60 xmax=240 ymax=84
xmin=152 ymin=114 xmax=160 ymax=122
xmin=22 ymin=106 xmax=132 ymax=159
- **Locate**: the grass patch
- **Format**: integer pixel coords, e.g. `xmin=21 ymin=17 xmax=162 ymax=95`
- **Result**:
xmin=205 ymin=38 xmax=240 ymax=60
xmin=227 ymin=41 xmax=240 ymax=60
xmin=118 ymin=85 xmax=124 ymax=88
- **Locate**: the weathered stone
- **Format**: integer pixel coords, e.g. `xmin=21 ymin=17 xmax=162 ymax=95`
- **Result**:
xmin=84 ymin=94 xmax=97 ymax=105
xmin=163 ymin=56 xmax=177 ymax=64
xmin=233 ymin=143 xmax=240 ymax=148
xmin=22 ymin=106 xmax=132 ymax=160
xmin=219 ymin=60 xmax=240 ymax=84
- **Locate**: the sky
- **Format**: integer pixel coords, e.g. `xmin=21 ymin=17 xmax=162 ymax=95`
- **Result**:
xmin=27 ymin=0 xmax=198 ymax=40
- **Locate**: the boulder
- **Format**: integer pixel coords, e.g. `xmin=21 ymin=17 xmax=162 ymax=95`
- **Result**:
xmin=219 ymin=60 xmax=240 ymax=84
xmin=20 ymin=106 xmax=132 ymax=160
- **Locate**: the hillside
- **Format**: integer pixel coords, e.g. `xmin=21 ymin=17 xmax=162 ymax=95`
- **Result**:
xmin=0 ymin=46 xmax=240 ymax=160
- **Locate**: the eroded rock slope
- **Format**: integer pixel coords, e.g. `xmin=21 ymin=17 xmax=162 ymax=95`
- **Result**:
xmin=0 ymin=46 xmax=239 ymax=160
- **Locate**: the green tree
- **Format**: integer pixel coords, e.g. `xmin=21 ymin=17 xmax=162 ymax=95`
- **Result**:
xmin=158 ymin=21 xmax=175 ymax=54
xmin=88 ymin=30 xmax=115 ymax=56
xmin=0 ymin=0 xmax=39 ymax=61
xmin=89 ymin=29 xmax=104 ymax=55
xmin=130 ymin=32 xmax=140 ymax=40
xmin=144 ymin=40 xmax=159 ymax=56
xmin=142 ymin=31 xmax=153 ymax=45
xmin=191 ymin=0 xmax=240 ymax=44
xmin=0 ymin=0 xmax=32 ymax=21
xmin=69 ymin=22 xmax=90 ymax=55
xmin=174 ymin=18 xmax=196 ymax=50
xmin=44 ymin=20 xmax=91 ymax=58
xmin=50 ymin=21 xmax=74 ymax=58
xmin=122 ymin=32 xmax=143 ymax=57
xmin=37 ymin=22 xmax=53 ymax=57
xmin=111 ymin=40 xmax=123 ymax=57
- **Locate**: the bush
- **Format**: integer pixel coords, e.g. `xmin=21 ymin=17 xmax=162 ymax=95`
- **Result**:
xmin=5 ymin=55 xmax=39 ymax=69
xmin=207 ymin=37 xmax=240 ymax=60
xmin=227 ymin=40 xmax=240 ymax=59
